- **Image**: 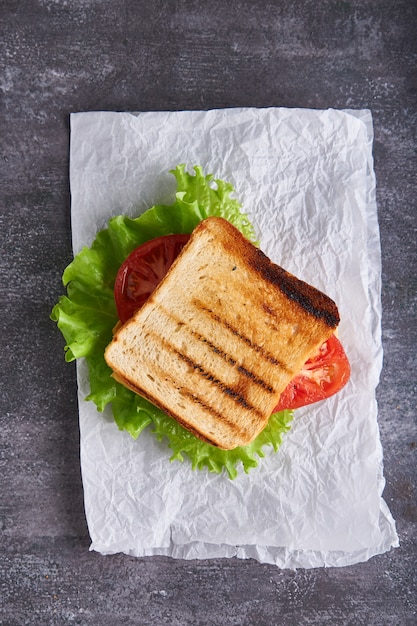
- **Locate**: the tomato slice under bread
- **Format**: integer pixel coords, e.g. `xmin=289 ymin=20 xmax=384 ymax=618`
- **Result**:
xmin=114 ymin=234 xmax=190 ymax=324
xmin=273 ymin=334 xmax=350 ymax=411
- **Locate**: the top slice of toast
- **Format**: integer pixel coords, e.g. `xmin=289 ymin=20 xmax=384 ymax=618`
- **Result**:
xmin=105 ymin=217 xmax=340 ymax=449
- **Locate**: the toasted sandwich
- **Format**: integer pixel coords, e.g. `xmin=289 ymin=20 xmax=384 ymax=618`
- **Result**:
xmin=104 ymin=217 xmax=340 ymax=450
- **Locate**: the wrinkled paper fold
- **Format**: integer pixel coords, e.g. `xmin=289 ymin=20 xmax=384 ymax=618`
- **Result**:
xmin=70 ymin=107 xmax=398 ymax=568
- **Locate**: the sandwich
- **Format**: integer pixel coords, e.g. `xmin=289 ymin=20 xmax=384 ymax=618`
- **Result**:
xmin=52 ymin=165 xmax=350 ymax=475
xmin=105 ymin=217 xmax=340 ymax=450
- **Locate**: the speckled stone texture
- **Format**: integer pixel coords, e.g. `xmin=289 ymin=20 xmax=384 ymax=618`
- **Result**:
xmin=1 ymin=1 xmax=416 ymax=624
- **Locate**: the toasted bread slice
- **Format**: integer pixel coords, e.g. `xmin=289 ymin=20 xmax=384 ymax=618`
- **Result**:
xmin=105 ymin=217 xmax=339 ymax=449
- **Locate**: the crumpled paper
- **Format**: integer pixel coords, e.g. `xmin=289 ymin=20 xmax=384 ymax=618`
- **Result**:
xmin=70 ymin=107 xmax=399 ymax=568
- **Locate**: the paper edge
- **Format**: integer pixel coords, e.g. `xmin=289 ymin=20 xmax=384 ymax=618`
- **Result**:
xmin=343 ymin=108 xmax=399 ymax=552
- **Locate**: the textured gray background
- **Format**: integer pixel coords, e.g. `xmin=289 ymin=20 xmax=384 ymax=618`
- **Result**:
xmin=1 ymin=1 xmax=416 ymax=625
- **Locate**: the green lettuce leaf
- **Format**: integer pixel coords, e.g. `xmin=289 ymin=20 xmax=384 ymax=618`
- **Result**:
xmin=51 ymin=165 xmax=293 ymax=478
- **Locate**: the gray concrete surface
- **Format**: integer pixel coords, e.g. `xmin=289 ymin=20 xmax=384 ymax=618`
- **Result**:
xmin=1 ymin=1 xmax=416 ymax=624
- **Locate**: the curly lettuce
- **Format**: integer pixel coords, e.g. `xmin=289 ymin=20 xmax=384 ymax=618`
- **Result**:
xmin=51 ymin=165 xmax=293 ymax=478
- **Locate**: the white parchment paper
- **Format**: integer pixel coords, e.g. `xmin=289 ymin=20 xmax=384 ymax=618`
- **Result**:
xmin=70 ymin=107 xmax=399 ymax=568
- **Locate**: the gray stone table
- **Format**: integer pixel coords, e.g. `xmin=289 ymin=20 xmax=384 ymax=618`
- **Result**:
xmin=1 ymin=1 xmax=416 ymax=624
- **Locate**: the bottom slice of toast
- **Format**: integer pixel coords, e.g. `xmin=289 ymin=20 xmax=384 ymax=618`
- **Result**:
xmin=104 ymin=217 xmax=340 ymax=449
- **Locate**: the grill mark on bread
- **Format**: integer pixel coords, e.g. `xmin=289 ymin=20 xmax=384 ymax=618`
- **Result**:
xmin=184 ymin=337 xmax=275 ymax=394
xmin=179 ymin=390 xmax=252 ymax=438
xmin=236 ymin=364 xmax=274 ymax=393
xmin=122 ymin=321 xmax=267 ymax=418
xmin=155 ymin=303 xmax=277 ymax=395
xmin=175 ymin=350 xmax=264 ymax=415
xmin=192 ymin=299 xmax=291 ymax=371
xmin=112 ymin=371 xmax=245 ymax=445
xmin=144 ymin=328 xmax=265 ymax=417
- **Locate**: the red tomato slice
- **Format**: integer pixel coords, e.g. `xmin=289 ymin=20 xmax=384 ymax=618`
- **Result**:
xmin=114 ymin=234 xmax=190 ymax=324
xmin=273 ymin=334 xmax=350 ymax=412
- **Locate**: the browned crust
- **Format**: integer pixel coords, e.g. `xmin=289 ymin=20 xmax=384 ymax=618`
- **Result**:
xmin=196 ymin=217 xmax=340 ymax=329
xmin=248 ymin=248 xmax=340 ymax=327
